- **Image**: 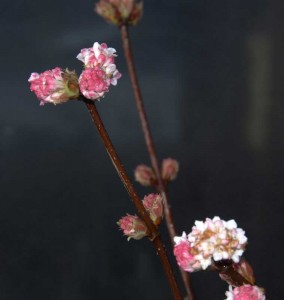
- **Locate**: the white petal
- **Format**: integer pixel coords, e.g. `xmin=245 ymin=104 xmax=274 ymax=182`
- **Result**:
xmin=226 ymin=219 xmax=237 ymax=230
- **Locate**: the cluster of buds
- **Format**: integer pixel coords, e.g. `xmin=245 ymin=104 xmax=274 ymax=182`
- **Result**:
xmin=118 ymin=193 xmax=163 ymax=240
xmin=117 ymin=214 xmax=148 ymax=241
xmin=29 ymin=42 xmax=121 ymax=104
xmin=77 ymin=42 xmax=121 ymax=100
xmin=225 ymin=285 xmax=266 ymax=300
xmin=95 ymin=0 xmax=143 ymax=26
xmin=28 ymin=68 xmax=79 ymax=106
xmin=173 ymin=217 xmax=247 ymax=272
xmin=134 ymin=158 xmax=179 ymax=187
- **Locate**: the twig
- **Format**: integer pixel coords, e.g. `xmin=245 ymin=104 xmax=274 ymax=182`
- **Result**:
xmin=83 ymin=98 xmax=183 ymax=300
xmin=120 ymin=24 xmax=194 ymax=300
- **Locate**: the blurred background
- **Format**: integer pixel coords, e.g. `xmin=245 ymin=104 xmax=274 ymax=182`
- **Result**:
xmin=0 ymin=0 xmax=283 ymax=299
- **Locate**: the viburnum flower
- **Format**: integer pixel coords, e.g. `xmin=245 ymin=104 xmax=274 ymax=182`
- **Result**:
xmin=225 ymin=285 xmax=266 ymax=300
xmin=77 ymin=42 xmax=117 ymax=70
xmin=173 ymin=232 xmax=202 ymax=272
xmin=79 ymin=67 xmax=110 ymax=100
xmin=117 ymin=214 xmax=148 ymax=241
xmin=142 ymin=193 xmax=163 ymax=225
xmin=77 ymin=42 xmax=121 ymax=100
xmin=95 ymin=0 xmax=143 ymax=26
xmin=28 ymin=68 xmax=79 ymax=106
xmin=174 ymin=217 xmax=247 ymax=272
xmin=134 ymin=164 xmax=156 ymax=186
xmin=161 ymin=158 xmax=179 ymax=182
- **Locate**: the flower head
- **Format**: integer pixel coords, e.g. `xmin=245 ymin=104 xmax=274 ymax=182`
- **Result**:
xmin=28 ymin=68 xmax=79 ymax=106
xmin=173 ymin=233 xmax=202 ymax=272
xmin=117 ymin=214 xmax=148 ymax=241
xmin=225 ymin=285 xmax=266 ymax=300
xmin=142 ymin=193 xmax=163 ymax=225
xmin=134 ymin=164 xmax=156 ymax=186
xmin=77 ymin=42 xmax=121 ymax=100
xmin=79 ymin=67 xmax=110 ymax=100
xmin=95 ymin=0 xmax=143 ymax=26
xmin=174 ymin=217 xmax=247 ymax=272
xmin=162 ymin=158 xmax=179 ymax=182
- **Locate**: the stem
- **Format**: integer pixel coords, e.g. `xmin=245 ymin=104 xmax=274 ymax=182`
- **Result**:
xmin=83 ymin=98 xmax=183 ymax=300
xmin=120 ymin=24 xmax=194 ymax=300
xmin=212 ymin=260 xmax=252 ymax=286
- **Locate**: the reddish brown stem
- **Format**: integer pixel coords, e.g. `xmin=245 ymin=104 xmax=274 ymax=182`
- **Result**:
xmin=83 ymin=99 xmax=183 ymax=300
xmin=120 ymin=24 xmax=194 ymax=300
xmin=212 ymin=260 xmax=252 ymax=286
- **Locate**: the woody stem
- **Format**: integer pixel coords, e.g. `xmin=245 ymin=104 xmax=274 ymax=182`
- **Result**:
xmin=82 ymin=98 xmax=183 ymax=300
xmin=120 ymin=24 xmax=194 ymax=300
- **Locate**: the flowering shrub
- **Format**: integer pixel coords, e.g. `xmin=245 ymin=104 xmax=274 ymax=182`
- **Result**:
xmin=28 ymin=2 xmax=267 ymax=298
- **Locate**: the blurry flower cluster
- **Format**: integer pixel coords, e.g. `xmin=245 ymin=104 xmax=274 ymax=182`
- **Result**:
xmin=29 ymin=42 xmax=121 ymax=104
xmin=225 ymin=285 xmax=266 ymax=300
xmin=95 ymin=0 xmax=143 ymax=26
xmin=174 ymin=217 xmax=247 ymax=272
xmin=134 ymin=158 xmax=179 ymax=187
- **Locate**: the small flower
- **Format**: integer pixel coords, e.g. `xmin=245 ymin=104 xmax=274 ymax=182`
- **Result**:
xmin=173 ymin=233 xmax=202 ymax=272
xmin=134 ymin=164 xmax=156 ymax=186
xmin=28 ymin=68 xmax=79 ymax=106
xmin=161 ymin=158 xmax=179 ymax=182
xmin=142 ymin=193 xmax=163 ymax=225
xmin=117 ymin=214 xmax=148 ymax=241
xmin=173 ymin=217 xmax=247 ymax=272
xmin=95 ymin=0 xmax=143 ymax=26
xmin=225 ymin=285 xmax=266 ymax=300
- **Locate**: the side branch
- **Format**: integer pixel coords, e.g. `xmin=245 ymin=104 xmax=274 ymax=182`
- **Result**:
xmin=120 ymin=24 xmax=194 ymax=300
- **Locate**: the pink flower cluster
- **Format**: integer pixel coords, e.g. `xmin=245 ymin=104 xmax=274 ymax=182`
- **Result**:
xmin=29 ymin=42 xmax=121 ymax=104
xmin=174 ymin=217 xmax=247 ymax=272
xmin=28 ymin=68 xmax=79 ymax=106
xmin=117 ymin=214 xmax=148 ymax=241
xmin=225 ymin=285 xmax=266 ymax=300
xmin=77 ymin=42 xmax=121 ymax=100
xmin=118 ymin=193 xmax=163 ymax=240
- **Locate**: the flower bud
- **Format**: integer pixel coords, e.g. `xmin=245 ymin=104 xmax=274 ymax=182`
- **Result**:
xmin=225 ymin=285 xmax=266 ymax=300
xmin=161 ymin=158 xmax=179 ymax=182
xmin=142 ymin=193 xmax=163 ymax=225
xmin=28 ymin=68 xmax=79 ymax=106
xmin=117 ymin=214 xmax=148 ymax=241
xmin=95 ymin=0 xmax=143 ymax=26
xmin=134 ymin=164 xmax=156 ymax=186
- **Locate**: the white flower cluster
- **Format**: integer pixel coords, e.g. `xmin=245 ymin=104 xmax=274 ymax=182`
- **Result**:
xmin=181 ymin=216 xmax=247 ymax=270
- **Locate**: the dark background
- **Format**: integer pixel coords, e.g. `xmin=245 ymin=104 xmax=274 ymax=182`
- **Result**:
xmin=0 ymin=0 xmax=283 ymax=299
